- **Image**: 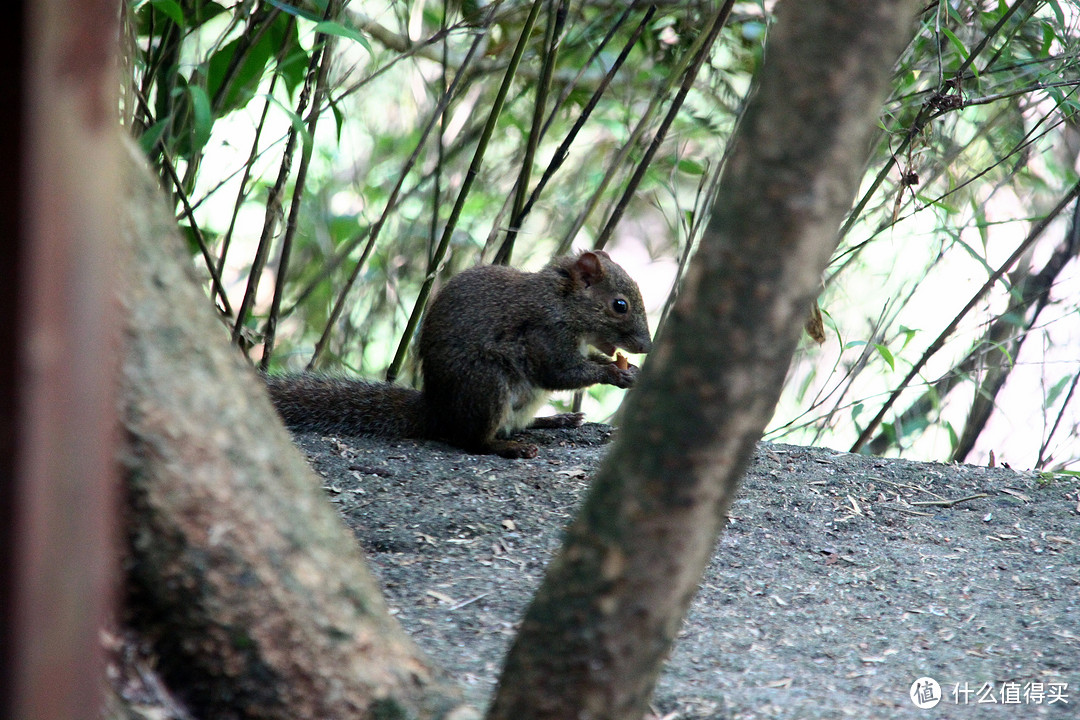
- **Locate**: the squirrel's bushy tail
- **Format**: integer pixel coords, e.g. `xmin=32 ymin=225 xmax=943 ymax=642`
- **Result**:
xmin=264 ymin=374 xmax=426 ymax=438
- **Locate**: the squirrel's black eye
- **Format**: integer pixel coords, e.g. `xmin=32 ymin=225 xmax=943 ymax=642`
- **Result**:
xmin=612 ymin=298 xmax=629 ymax=314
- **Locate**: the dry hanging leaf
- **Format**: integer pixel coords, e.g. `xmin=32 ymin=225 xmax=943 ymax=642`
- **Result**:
xmin=805 ymin=300 xmax=826 ymax=345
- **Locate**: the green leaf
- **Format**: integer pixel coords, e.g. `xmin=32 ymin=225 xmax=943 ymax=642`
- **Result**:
xmin=873 ymin=343 xmax=895 ymax=371
xmin=187 ymin=84 xmax=213 ymax=154
xmin=676 ymin=158 xmax=705 ymax=176
xmin=955 ymin=236 xmax=996 ymax=278
xmin=149 ymin=0 xmax=185 ymax=27
xmin=917 ymin=191 xmax=958 ymax=214
xmin=206 ymin=22 xmax=283 ymax=115
xmin=179 ymin=224 xmax=201 ymax=256
xmin=1041 ymin=22 xmax=1056 ymax=56
xmin=945 ymin=421 xmax=959 ymax=451
xmin=993 ymin=340 xmax=1015 ymax=369
xmin=945 ymin=1 xmax=964 ymax=23
xmin=313 ymin=20 xmax=372 ymax=53
xmin=897 ymin=325 xmax=919 ymax=351
xmin=270 ymin=16 xmax=307 ymax=97
xmin=206 ymin=38 xmax=243 ymax=110
xmin=902 ymin=412 xmax=930 ymax=435
xmin=1046 ymin=0 xmax=1065 ymax=27
xmin=137 ymin=118 xmax=171 ymax=155
xmin=940 ymin=27 xmax=970 ymax=69
xmin=1044 ymin=375 xmax=1072 ymax=410
xmin=266 ymin=94 xmax=313 ymax=150
xmin=330 ymin=98 xmax=345 ymax=142
xmin=926 ymin=383 xmax=942 ymax=412
xmin=188 ymin=1 xmax=227 ymax=29
xmin=266 ymin=0 xmax=323 ymax=22
xmin=998 ymin=311 xmax=1026 ymax=327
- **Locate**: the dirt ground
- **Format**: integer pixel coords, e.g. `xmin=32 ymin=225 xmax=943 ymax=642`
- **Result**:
xmin=289 ymin=424 xmax=1079 ymax=720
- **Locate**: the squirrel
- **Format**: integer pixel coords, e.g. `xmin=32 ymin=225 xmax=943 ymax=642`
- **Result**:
xmin=265 ymin=250 xmax=653 ymax=459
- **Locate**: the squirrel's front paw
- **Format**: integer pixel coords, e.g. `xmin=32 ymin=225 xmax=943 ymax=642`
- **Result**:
xmin=604 ymin=362 xmax=639 ymax=389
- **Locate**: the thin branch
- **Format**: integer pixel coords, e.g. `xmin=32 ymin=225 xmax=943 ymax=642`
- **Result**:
xmin=181 ymin=4 xmax=283 ymax=193
xmin=949 ymin=201 xmax=1079 ymax=462
xmin=508 ymin=6 xmax=655 ymax=243
xmin=960 ymin=79 xmax=1080 ymax=109
xmin=851 ymin=176 xmax=1080 ymax=453
xmin=159 ymin=144 xmax=234 ymax=317
xmin=305 ymin=25 xmax=489 ymax=371
xmin=593 ymin=0 xmax=734 ymax=251
xmin=430 ymin=1 xmax=451 ymax=266
xmin=909 ymin=493 xmax=987 ymax=507
xmin=538 ymin=6 xmax=634 ymax=141
xmin=261 ymin=10 xmax=339 ymax=371
xmin=495 ymin=0 xmax=569 ymax=266
xmin=1038 ymin=370 xmax=1080 ymax=469
xmin=1035 ymin=197 xmax=1080 ymax=467
xmin=952 ymin=0 xmax=1035 ymax=80
xmin=136 ymin=85 xmax=234 ymax=316
xmin=284 ymin=117 xmax=487 ymax=324
xmin=385 ymin=0 xmax=547 ymax=382
xmin=556 ymin=5 xmax=713 ymax=253
xmin=831 ymin=84 xmax=1076 ymax=286
xmin=838 ymin=0 xmax=1039 ymax=246
xmin=230 ymin=3 xmax=333 ymax=349
xmin=215 ymin=74 xmax=280 ymax=283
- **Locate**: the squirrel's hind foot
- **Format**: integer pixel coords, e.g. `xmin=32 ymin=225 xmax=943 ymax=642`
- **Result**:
xmin=528 ymin=412 xmax=585 ymax=430
xmin=487 ymin=439 xmax=539 ymax=459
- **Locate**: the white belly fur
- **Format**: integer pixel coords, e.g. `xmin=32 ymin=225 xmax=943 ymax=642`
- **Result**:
xmin=500 ymin=342 xmax=590 ymax=436
xmin=501 ymin=388 xmax=552 ymax=436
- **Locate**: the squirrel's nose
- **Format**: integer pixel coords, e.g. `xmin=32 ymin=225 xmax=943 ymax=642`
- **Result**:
xmin=628 ymin=334 xmax=653 ymax=354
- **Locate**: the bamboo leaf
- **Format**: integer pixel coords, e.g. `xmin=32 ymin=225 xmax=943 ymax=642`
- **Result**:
xmin=940 ymin=27 xmax=970 ymax=67
xmin=1044 ymin=375 xmax=1071 ymax=410
xmin=874 ymin=343 xmax=896 ymax=371
xmin=266 ymin=94 xmax=313 ymax=151
xmin=149 ymin=0 xmax=185 ymax=27
xmin=137 ymin=118 xmax=171 ymax=155
xmin=188 ymin=85 xmax=213 ymax=153
xmin=313 ymin=20 xmax=372 ymax=53
xmin=266 ymin=0 xmax=322 ymax=22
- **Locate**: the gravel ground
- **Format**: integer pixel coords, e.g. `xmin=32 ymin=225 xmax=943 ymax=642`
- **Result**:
xmin=292 ymin=424 xmax=1080 ymax=720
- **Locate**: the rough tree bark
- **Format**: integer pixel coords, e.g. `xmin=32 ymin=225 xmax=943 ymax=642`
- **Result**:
xmin=117 ymin=142 xmax=474 ymax=720
xmin=485 ymin=2 xmax=919 ymax=719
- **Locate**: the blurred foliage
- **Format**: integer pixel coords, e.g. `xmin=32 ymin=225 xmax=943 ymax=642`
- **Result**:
xmin=123 ymin=0 xmax=1080 ymax=469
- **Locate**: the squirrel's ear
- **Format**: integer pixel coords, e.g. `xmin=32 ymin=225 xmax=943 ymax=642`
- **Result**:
xmin=574 ymin=251 xmax=605 ymax=287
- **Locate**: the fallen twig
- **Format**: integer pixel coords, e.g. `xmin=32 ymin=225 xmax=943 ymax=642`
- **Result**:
xmin=909 ymin=493 xmax=988 ymax=508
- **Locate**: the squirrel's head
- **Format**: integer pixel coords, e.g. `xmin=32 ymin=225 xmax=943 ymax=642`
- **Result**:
xmin=564 ymin=251 xmax=653 ymax=356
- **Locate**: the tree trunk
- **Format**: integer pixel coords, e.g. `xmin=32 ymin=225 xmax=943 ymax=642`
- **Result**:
xmin=117 ymin=141 xmax=473 ymax=720
xmin=486 ymin=2 xmax=919 ymax=718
